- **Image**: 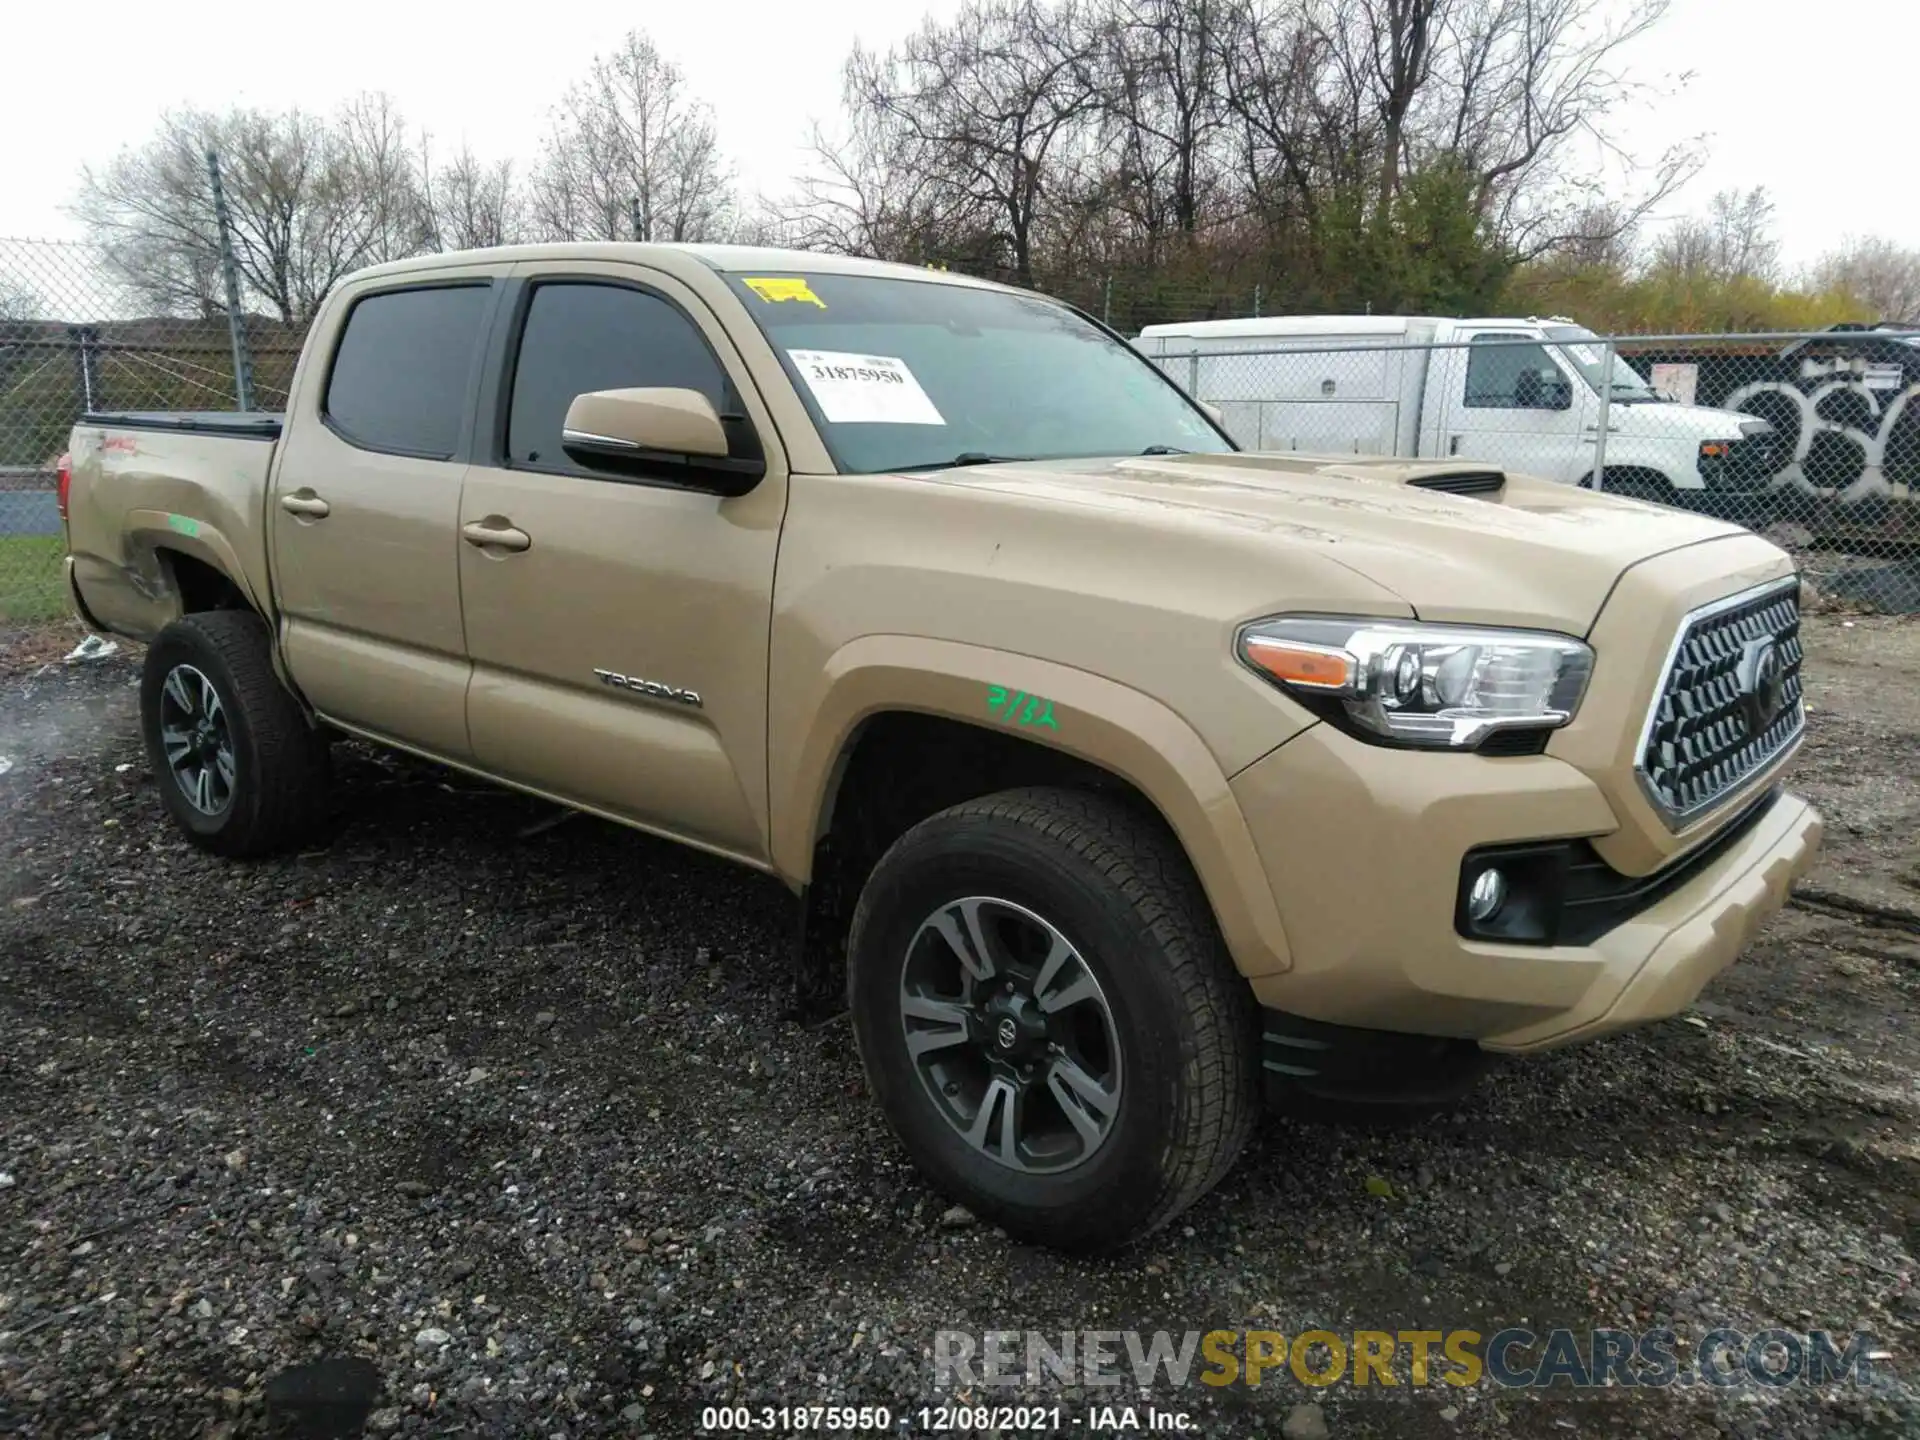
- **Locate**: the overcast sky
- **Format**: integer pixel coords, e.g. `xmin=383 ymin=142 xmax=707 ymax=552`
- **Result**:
xmin=5 ymin=0 xmax=1916 ymax=271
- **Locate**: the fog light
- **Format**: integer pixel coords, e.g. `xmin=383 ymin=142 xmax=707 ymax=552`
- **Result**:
xmin=1467 ymin=868 xmax=1508 ymax=924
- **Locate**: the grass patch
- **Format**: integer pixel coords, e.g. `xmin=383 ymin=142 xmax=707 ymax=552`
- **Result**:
xmin=0 ymin=536 xmax=71 ymax=623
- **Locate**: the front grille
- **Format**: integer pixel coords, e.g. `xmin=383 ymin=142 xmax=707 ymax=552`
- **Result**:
xmin=1637 ymin=579 xmax=1803 ymax=824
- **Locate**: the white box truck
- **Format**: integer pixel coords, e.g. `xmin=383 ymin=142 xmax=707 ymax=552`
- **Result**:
xmin=1135 ymin=315 xmax=1781 ymax=516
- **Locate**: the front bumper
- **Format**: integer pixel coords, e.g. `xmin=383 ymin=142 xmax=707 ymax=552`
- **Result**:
xmin=1229 ymin=725 xmax=1823 ymax=1053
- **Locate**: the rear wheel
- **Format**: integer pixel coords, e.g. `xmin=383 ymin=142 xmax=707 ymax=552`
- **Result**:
xmin=140 ymin=611 xmax=330 ymax=856
xmin=847 ymin=787 xmax=1259 ymax=1250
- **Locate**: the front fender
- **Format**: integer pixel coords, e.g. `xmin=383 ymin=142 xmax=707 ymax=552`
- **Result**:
xmin=771 ymin=634 xmax=1297 ymax=979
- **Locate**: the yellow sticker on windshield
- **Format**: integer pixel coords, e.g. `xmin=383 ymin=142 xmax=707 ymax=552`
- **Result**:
xmin=744 ymin=277 xmax=826 ymax=309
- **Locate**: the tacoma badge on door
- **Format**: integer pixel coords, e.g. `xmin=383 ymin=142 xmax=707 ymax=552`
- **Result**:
xmin=592 ymin=669 xmax=703 ymax=708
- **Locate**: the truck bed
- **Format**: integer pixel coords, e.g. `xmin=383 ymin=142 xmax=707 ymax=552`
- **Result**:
xmin=82 ymin=411 xmax=284 ymax=439
xmin=65 ymin=412 xmax=283 ymax=640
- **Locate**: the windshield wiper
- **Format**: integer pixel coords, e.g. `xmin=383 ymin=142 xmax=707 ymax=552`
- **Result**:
xmin=904 ymin=451 xmax=1035 ymax=471
xmin=1139 ymin=444 xmax=1190 ymax=455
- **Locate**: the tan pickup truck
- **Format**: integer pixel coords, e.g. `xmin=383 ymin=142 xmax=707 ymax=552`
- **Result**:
xmin=61 ymin=243 xmax=1822 ymax=1249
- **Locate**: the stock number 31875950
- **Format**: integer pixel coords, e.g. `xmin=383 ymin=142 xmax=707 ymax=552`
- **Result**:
xmin=700 ymin=1407 xmax=892 ymax=1433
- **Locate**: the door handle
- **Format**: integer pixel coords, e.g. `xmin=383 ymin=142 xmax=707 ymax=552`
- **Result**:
xmin=461 ymin=519 xmax=532 ymax=553
xmin=280 ymin=492 xmax=330 ymax=518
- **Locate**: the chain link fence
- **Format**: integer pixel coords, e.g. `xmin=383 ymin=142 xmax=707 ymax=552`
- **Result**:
xmin=4 ymin=234 xmax=1919 ymax=642
xmin=0 ymin=236 xmax=304 ymax=647
xmin=1134 ymin=324 xmax=1920 ymax=610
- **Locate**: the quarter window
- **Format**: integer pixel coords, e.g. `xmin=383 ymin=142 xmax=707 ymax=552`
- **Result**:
xmin=324 ymin=284 xmax=490 ymax=457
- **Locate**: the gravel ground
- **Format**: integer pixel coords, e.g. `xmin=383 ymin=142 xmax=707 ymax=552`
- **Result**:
xmin=0 ymin=615 xmax=1916 ymax=1439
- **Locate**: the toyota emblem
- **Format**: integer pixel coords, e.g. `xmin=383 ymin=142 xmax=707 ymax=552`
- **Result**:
xmin=1737 ymin=636 xmax=1787 ymax=733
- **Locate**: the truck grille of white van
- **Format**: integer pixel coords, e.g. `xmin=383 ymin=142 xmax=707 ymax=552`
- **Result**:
xmin=1635 ymin=579 xmax=1803 ymax=825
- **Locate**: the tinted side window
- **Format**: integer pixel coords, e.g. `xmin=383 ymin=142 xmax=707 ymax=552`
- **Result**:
xmin=325 ymin=285 xmax=489 ymax=456
xmin=1464 ymin=336 xmax=1562 ymax=410
xmin=506 ymin=283 xmax=735 ymax=470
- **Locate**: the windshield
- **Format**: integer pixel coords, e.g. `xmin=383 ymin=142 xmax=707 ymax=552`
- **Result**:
xmin=1542 ymin=325 xmax=1657 ymax=401
xmin=725 ymin=272 xmax=1233 ymax=473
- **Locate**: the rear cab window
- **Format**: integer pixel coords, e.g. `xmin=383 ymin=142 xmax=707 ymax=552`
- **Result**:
xmin=723 ymin=271 xmax=1231 ymax=474
xmin=324 ymin=284 xmax=491 ymax=457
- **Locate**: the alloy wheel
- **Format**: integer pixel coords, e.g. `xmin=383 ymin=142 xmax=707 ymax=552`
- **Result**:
xmin=157 ymin=663 xmax=235 ymax=816
xmin=898 ymin=895 xmax=1123 ymax=1174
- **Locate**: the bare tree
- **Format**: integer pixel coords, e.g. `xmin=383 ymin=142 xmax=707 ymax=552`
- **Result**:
xmin=850 ymin=0 xmax=1102 ymax=285
xmin=1809 ymin=237 xmax=1920 ymax=322
xmin=74 ymin=99 xmax=429 ymax=323
xmin=1092 ymin=0 xmax=1230 ymax=249
xmin=780 ymin=103 xmax=963 ymax=260
xmin=1410 ymin=0 xmax=1694 ymax=252
xmin=528 ymin=31 xmax=734 ymax=244
xmin=422 ymin=142 xmax=522 ymax=251
xmin=335 ymin=93 xmax=432 ymax=262
xmin=1534 ymin=198 xmax=1642 ymax=269
xmin=1217 ymin=0 xmax=1340 ymax=231
xmin=0 ymin=276 xmax=40 ymax=323
xmin=1651 ymin=186 xmax=1778 ymax=283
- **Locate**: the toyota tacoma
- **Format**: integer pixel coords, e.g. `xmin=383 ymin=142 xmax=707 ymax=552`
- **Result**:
xmin=60 ymin=244 xmax=1822 ymax=1249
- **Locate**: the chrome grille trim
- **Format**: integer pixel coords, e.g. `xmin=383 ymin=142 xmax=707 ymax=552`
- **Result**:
xmin=1634 ymin=577 xmax=1805 ymax=829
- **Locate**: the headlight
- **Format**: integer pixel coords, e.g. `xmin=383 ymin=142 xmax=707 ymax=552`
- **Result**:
xmin=1237 ymin=616 xmax=1594 ymax=750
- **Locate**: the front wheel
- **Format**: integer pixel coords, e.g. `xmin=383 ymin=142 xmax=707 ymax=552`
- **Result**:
xmin=140 ymin=611 xmax=331 ymax=856
xmin=847 ymin=787 xmax=1259 ymax=1250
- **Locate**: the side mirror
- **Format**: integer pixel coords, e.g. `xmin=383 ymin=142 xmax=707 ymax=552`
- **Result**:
xmin=560 ymin=387 xmax=764 ymax=495
xmin=1199 ymin=400 xmax=1226 ymax=427
xmin=1542 ymin=377 xmax=1574 ymax=411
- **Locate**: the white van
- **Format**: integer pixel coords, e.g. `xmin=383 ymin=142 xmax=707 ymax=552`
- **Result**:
xmin=1135 ymin=315 xmax=1780 ymax=514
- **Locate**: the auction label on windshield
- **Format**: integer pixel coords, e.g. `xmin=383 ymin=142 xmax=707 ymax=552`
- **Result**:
xmin=787 ymin=349 xmax=946 ymax=426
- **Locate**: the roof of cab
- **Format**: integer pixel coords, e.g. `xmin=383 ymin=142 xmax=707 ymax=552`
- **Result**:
xmin=1137 ymin=314 xmax=1575 ymax=339
xmin=341 ymin=242 xmax=1015 ymax=292
xmin=1138 ymin=315 xmax=1438 ymax=339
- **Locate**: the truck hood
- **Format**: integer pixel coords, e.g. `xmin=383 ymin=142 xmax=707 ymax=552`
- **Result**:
xmin=911 ymin=451 xmax=1755 ymax=634
xmin=1610 ymin=400 xmax=1759 ymax=441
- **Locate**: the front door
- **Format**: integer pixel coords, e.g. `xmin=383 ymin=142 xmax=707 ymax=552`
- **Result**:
xmin=1439 ymin=330 xmax=1592 ymax=483
xmin=456 ymin=263 xmax=788 ymax=865
xmin=269 ymin=273 xmax=504 ymax=757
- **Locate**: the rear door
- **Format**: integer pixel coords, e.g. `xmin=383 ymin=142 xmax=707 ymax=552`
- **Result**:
xmin=270 ymin=271 xmax=505 ymax=757
xmin=1436 ymin=329 xmax=1593 ymax=482
xmin=455 ymin=261 xmax=788 ymax=864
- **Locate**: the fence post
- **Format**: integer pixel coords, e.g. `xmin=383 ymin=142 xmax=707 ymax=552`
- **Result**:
xmin=67 ymin=324 xmax=101 ymax=414
xmin=1102 ymin=274 xmax=1112 ymax=328
xmin=1252 ymin=284 xmax=1262 ymax=318
xmin=205 ymin=148 xmax=256 ymax=412
xmin=1590 ymin=337 xmax=1613 ymax=491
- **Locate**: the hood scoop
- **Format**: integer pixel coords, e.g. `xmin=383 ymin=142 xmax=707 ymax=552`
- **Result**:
xmin=1407 ymin=469 xmax=1506 ymax=497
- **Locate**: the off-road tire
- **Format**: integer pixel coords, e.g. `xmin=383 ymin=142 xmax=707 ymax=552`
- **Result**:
xmin=847 ymin=786 xmax=1259 ymax=1251
xmin=140 ymin=611 xmax=330 ymax=857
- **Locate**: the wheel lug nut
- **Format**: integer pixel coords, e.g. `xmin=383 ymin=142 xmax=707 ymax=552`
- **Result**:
xmin=943 ymin=1081 xmax=959 ymax=1096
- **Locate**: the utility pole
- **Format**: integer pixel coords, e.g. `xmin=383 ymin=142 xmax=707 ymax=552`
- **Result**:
xmin=630 ymin=196 xmax=645 ymax=242
xmin=206 ymin=148 xmax=255 ymax=412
